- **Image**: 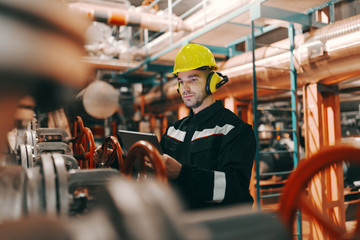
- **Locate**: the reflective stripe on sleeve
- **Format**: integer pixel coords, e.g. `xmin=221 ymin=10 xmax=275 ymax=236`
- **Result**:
xmin=167 ymin=126 xmax=186 ymax=142
xmin=191 ymin=124 xmax=234 ymax=141
xmin=212 ymin=171 xmax=226 ymax=202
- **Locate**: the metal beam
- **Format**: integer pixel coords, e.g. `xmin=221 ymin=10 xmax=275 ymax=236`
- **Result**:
xmin=251 ymin=4 xmax=311 ymax=27
xmin=227 ymin=21 xmax=262 ymax=29
xmin=202 ymin=44 xmax=230 ymax=56
xmin=145 ymin=63 xmax=173 ymax=73
xmin=227 ymin=25 xmax=279 ymax=48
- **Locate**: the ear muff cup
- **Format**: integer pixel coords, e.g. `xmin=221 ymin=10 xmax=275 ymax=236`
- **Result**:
xmin=205 ymin=72 xmax=222 ymax=94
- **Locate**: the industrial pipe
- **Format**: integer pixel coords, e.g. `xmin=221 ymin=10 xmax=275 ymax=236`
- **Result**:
xmin=68 ymin=2 xmax=191 ymax=32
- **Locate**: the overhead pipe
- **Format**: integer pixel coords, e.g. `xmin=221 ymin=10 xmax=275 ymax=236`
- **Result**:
xmin=78 ymin=0 xmax=261 ymax=72
xmin=68 ymin=2 xmax=191 ymax=32
xmin=136 ymin=14 xmax=360 ymax=114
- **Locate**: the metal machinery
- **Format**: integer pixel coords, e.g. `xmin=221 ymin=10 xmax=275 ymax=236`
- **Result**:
xmin=2 ymin=0 xmax=360 ymax=240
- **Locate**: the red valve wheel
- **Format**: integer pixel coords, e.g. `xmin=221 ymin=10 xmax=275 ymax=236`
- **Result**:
xmin=124 ymin=140 xmax=167 ymax=184
xmin=72 ymin=116 xmax=95 ymax=169
xmin=75 ymin=127 xmax=95 ymax=169
xmin=278 ymin=144 xmax=360 ymax=240
xmin=97 ymin=136 xmax=124 ymax=172
xmin=73 ymin=116 xmax=85 ymax=136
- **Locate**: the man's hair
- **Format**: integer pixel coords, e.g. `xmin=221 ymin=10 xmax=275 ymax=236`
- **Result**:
xmin=195 ymin=66 xmax=212 ymax=71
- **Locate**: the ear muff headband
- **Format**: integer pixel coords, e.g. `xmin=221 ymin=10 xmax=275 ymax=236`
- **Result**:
xmin=205 ymin=72 xmax=228 ymax=94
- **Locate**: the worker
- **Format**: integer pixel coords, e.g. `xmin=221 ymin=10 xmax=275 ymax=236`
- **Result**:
xmin=160 ymin=44 xmax=256 ymax=209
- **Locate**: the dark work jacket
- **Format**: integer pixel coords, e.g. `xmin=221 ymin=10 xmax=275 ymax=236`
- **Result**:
xmin=160 ymin=101 xmax=256 ymax=209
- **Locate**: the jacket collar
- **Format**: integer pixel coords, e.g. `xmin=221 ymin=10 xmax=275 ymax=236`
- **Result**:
xmin=189 ymin=100 xmax=223 ymax=124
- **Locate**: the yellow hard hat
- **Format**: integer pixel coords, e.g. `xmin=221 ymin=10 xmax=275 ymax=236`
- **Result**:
xmin=172 ymin=44 xmax=218 ymax=74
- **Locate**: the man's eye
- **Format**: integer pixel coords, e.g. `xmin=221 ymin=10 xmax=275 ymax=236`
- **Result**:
xmin=191 ymin=78 xmax=198 ymax=82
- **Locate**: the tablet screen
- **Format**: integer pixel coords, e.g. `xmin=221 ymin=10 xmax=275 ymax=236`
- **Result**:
xmin=117 ymin=130 xmax=163 ymax=154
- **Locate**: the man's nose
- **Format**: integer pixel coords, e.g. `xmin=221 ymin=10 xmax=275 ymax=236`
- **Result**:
xmin=182 ymin=81 xmax=190 ymax=91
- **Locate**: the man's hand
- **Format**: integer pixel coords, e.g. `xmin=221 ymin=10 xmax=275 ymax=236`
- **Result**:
xmin=161 ymin=154 xmax=182 ymax=179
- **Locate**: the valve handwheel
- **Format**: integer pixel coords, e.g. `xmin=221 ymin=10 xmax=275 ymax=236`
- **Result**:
xmin=72 ymin=116 xmax=95 ymax=169
xmin=97 ymin=136 xmax=124 ymax=172
xmin=124 ymin=140 xmax=167 ymax=184
xmin=73 ymin=116 xmax=85 ymax=137
xmin=278 ymin=144 xmax=360 ymax=240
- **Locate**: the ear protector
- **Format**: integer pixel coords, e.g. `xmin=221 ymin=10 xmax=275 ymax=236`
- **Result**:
xmin=205 ymin=72 xmax=229 ymax=94
xmin=176 ymin=72 xmax=229 ymax=94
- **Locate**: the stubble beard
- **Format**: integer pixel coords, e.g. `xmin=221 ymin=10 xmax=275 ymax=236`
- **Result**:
xmin=182 ymin=90 xmax=208 ymax=109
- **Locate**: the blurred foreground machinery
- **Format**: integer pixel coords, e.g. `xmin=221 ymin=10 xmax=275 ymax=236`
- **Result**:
xmin=0 ymin=152 xmax=290 ymax=240
xmin=5 ymin=141 xmax=360 ymax=240
xmin=3 ymin=112 xmax=290 ymax=240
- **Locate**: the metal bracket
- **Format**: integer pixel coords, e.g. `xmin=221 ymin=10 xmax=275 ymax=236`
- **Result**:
xmin=37 ymin=142 xmax=72 ymax=156
xmin=37 ymin=128 xmax=69 ymax=143
xmin=40 ymin=154 xmax=57 ymax=217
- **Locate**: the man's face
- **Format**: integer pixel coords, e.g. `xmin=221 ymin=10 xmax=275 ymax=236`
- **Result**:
xmin=177 ymin=69 xmax=209 ymax=110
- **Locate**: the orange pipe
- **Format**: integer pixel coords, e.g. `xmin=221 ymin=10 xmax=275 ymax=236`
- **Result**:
xmin=108 ymin=13 xmax=127 ymax=26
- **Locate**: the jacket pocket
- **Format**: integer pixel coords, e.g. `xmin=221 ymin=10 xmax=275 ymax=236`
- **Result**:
xmin=190 ymin=138 xmax=221 ymax=170
xmin=162 ymin=135 xmax=181 ymax=154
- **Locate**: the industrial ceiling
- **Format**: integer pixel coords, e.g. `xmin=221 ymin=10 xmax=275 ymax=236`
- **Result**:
xmin=69 ymin=0 xmax=342 ymax=82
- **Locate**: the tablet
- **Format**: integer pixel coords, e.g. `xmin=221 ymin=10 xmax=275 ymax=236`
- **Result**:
xmin=117 ymin=130 xmax=163 ymax=154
